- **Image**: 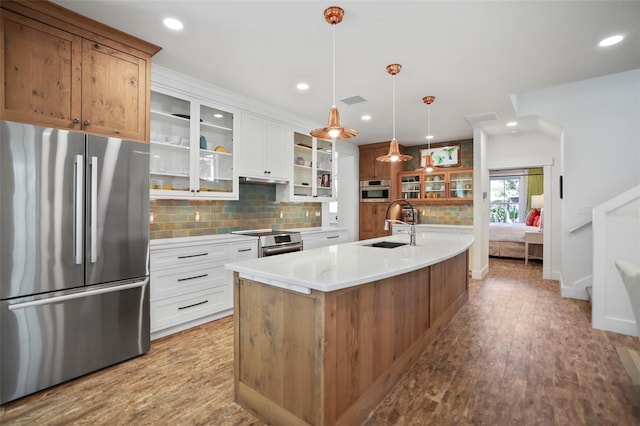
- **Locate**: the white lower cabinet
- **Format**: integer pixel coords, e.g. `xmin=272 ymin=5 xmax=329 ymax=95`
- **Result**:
xmin=150 ymin=235 xmax=257 ymax=339
xmin=302 ymin=228 xmax=348 ymax=250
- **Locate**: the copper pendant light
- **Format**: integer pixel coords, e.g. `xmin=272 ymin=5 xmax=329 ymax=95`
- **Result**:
xmin=377 ymin=64 xmax=412 ymax=162
xmin=310 ymin=6 xmax=358 ymax=140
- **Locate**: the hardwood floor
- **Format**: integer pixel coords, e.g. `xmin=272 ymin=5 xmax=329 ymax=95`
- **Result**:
xmin=2 ymin=258 xmax=640 ymax=425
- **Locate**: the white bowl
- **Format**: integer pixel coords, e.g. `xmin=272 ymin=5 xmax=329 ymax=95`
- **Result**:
xmin=180 ymin=137 xmax=190 ymax=146
xmin=165 ymin=135 xmax=180 ymax=144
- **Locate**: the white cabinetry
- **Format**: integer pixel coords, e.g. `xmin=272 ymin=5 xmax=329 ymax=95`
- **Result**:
xmin=279 ymin=131 xmax=335 ymax=201
xmin=302 ymin=228 xmax=348 ymax=250
xmin=150 ymin=72 xmax=239 ymax=200
xmin=238 ymin=112 xmax=290 ymax=181
xmin=150 ymin=235 xmax=257 ymax=339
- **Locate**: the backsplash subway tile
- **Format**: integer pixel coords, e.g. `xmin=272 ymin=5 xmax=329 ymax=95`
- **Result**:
xmin=150 ymin=183 xmax=321 ymax=239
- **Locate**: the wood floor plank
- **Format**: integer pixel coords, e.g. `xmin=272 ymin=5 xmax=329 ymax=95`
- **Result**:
xmin=2 ymin=258 xmax=640 ymax=425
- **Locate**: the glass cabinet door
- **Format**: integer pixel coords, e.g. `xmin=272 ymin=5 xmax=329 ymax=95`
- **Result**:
xmin=449 ymin=170 xmax=473 ymax=199
xmin=197 ymin=103 xmax=234 ymax=195
xmin=400 ymin=174 xmax=421 ymax=199
xmin=149 ymin=92 xmax=192 ymax=195
xmin=150 ymin=90 xmax=236 ymax=199
xmin=424 ymin=172 xmax=446 ymax=199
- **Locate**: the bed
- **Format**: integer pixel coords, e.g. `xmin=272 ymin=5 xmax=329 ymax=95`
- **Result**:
xmin=489 ymin=222 xmax=542 ymax=259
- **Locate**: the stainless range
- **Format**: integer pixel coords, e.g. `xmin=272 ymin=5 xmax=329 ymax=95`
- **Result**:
xmin=232 ymin=230 xmax=303 ymax=257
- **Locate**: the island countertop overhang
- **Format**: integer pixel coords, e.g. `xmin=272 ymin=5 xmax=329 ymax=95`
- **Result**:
xmin=225 ymin=232 xmax=474 ymax=293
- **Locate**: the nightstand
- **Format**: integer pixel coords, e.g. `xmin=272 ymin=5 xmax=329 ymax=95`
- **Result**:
xmin=524 ymin=231 xmax=543 ymax=265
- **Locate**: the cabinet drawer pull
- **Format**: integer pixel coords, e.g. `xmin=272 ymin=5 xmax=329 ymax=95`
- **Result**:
xmin=237 ymin=248 xmax=252 ymax=252
xmin=326 ymin=235 xmax=340 ymax=239
xmin=178 ymin=253 xmax=208 ymax=259
xmin=177 ymin=273 xmax=208 ymax=282
xmin=178 ymin=300 xmax=209 ymax=310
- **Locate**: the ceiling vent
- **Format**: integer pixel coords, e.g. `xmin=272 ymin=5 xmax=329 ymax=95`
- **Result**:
xmin=341 ymin=95 xmax=368 ymax=105
xmin=464 ymin=112 xmax=498 ymax=125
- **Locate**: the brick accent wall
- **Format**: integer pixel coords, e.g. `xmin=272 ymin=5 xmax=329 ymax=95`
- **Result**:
xmin=150 ymin=183 xmax=321 ymax=239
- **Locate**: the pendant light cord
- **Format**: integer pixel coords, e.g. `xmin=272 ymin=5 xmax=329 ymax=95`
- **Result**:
xmin=427 ymin=102 xmax=431 ymax=150
xmin=332 ymin=23 xmax=336 ymax=108
xmin=392 ymin=74 xmax=396 ymax=140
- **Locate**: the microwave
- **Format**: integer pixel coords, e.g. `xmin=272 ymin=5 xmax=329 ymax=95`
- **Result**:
xmin=360 ymin=180 xmax=391 ymax=202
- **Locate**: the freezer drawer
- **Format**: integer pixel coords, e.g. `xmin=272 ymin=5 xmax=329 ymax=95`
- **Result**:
xmin=0 ymin=279 xmax=150 ymax=405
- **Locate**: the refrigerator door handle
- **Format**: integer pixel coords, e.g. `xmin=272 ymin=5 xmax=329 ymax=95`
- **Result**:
xmin=8 ymin=280 xmax=147 ymax=311
xmin=74 ymin=155 xmax=84 ymax=265
xmin=90 ymin=156 xmax=98 ymax=263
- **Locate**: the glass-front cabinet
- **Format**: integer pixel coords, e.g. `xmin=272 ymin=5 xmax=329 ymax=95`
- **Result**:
xmin=398 ymin=168 xmax=473 ymax=202
xmin=287 ymin=132 xmax=335 ymax=200
xmin=448 ymin=170 xmax=473 ymax=200
xmin=149 ymin=90 xmax=237 ymax=199
xmin=423 ymin=172 xmax=447 ymax=199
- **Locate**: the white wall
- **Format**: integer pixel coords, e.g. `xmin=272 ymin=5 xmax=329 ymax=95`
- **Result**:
xmin=322 ymin=142 xmax=359 ymax=243
xmin=514 ymin=69 xmax=640 ymax=303
xmin=485 ymin=130 xmax=562 ymax=281
xmin=471 ymin=128 xmax=489 ymax=279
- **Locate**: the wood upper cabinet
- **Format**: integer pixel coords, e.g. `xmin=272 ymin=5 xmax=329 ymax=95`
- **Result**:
xmin=359 ymin=144 xmax=393 ymax=181
xmin=1 ymin=1 xmax=161 ymax=141
xmin=81 ymin=40 xmax=147 ymax=140
xmin=1 ymin=10 xmax=82 ymax=129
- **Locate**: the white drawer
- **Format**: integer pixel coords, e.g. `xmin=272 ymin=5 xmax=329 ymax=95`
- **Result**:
xmin=150 ymin=286 xmax=231 ymax=333
xmin=227 ymin=241 xmax=258 ymax=261
xmin=150 ymin=243 xmax=227 ymax=270
xmin=151 ymin=263 xmax=226 ymax=301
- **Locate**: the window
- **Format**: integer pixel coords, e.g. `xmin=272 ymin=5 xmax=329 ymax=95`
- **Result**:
xmin=490 ymin=177 xmax=522 ymax=223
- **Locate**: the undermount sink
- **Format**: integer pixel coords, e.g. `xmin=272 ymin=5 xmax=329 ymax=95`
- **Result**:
xmin=364 ymin=241 xmax=408 ymax=249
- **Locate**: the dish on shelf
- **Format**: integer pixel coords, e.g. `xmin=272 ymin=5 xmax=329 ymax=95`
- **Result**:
xmin=214 ymin=145 xmax=227 ymax=153
xmin=296 ymin=143 xmax=312 ymax=149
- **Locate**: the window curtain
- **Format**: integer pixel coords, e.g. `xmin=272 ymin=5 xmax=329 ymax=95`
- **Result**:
xmin=527 ymin=168 xmax=544 ymax=210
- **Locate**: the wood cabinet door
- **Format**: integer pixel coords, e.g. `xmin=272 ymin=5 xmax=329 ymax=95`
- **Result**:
xmin=359 ymin=203 xmax=377 ymax=240
xmin=1 ymin=10 xmax=82 ymax=129
xmin=359 ymin=146 xmax=392 ymax=181
xmin=81 ymin=40 xmax=147 ymax=141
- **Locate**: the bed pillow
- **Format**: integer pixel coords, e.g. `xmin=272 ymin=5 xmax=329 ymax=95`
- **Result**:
xmin=533 ymin=215 xmax=541 ymax=227
xmin=525 ymin=208 xmax=540 ymax=226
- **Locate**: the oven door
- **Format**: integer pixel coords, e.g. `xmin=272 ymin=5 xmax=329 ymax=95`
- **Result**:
xmin=261 ymin=243 xmax=303 ymax=257
xmin=360 ymin=187 xmax=390 ymax=202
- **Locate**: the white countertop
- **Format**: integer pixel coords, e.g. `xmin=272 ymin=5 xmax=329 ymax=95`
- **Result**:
xmin=225 ymin=232 xmax=474 ymax=294
xmin=282 ymin=226 xmax=348 ymax=235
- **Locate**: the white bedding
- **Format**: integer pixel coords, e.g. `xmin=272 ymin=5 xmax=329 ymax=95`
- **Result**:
xmin=489 ymin=222 xmax=540 ymax=243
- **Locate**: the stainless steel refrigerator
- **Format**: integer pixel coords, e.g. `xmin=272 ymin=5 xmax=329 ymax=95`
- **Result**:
xmin=0 ymin=120 xmax=150 ymax=404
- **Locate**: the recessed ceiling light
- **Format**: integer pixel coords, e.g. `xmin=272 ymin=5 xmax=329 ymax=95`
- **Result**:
xmin=425 ymin=135 xmax=434 ymax=140
xmin=506 ymin=121 xmax=518 ymax=127
xmin=599 ymin=35 xmax=624 ymax=47
xmin=361 ymin=115 xmax=371 ymax=121
xmin=296 ymin=82 xmax=309 ymax=91
xmin=213 ymin=113 xmax=223 ymax=118
xmin=163 ymin=18 xmax=183 ymax=31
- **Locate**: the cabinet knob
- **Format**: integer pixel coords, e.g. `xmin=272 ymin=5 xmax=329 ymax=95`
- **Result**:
xmin=84 ymin=120 xmax=91 ymax=126
xmin=72 ymin=118 xmax=80 ymax=124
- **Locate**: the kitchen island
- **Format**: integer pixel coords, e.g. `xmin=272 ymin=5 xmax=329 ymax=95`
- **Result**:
xmin=225 ymin=232 xmax=473 ymax=426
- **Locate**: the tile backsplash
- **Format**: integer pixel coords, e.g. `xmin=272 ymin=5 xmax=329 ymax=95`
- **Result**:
xmin=415 ymin=204 xmax=473 ymax=226
xmin=150 ymin=183 xmax=321 ymax=239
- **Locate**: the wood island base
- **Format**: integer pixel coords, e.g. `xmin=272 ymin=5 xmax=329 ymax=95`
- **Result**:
xmin=233 ymin=251 xmax=468 ymax=426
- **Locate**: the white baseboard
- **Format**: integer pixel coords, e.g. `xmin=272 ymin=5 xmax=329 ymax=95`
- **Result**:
xmin=471 ymin=264 xmax=489 ymax=280
xmin=560 ymin=274 xmax=590 ymax=300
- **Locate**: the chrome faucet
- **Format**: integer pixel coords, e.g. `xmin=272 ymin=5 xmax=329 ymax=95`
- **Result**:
xmin=383 ymin=199 xmax=417 ymax=246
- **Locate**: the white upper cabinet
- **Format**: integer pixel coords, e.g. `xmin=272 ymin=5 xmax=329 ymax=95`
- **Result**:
xmin=277 ymin=131 xmax=335 ymax=201
xmin=238 ymin=112 xmax=290 ymax=181
xmin=149 ymin=89 xmax=238 ymax=199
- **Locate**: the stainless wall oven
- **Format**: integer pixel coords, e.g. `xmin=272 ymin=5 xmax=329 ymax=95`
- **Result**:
xmin=360 ymin=180 xmax=391 ymax=202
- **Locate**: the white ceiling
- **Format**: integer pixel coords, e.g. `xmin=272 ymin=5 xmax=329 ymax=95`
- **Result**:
xmin=53 ymin=0 xmax=640 ymax=146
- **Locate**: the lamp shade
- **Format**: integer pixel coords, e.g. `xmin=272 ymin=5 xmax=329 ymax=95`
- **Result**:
xmin=531 ymin=195 xmax=544 ymax=209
